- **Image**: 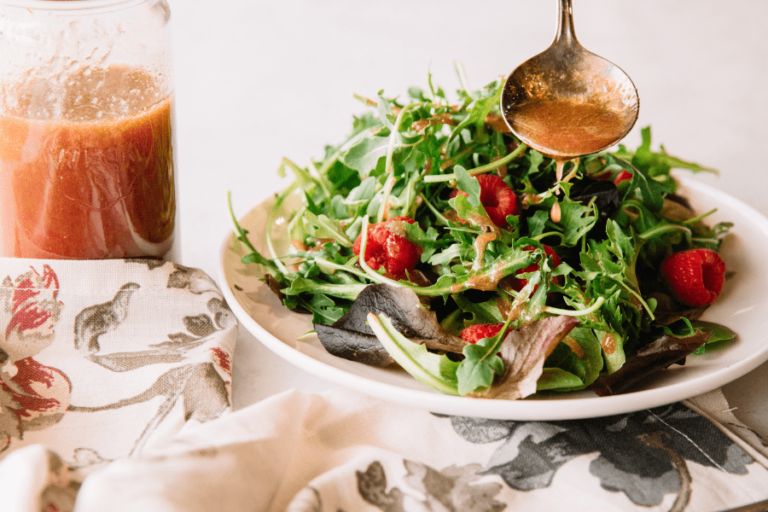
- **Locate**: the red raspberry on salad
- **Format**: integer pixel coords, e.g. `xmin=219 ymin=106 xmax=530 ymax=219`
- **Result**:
xmin=613 ymin=169 xmax=633 ymax=185
xmin=460 ymin=323 xmax=504 ymax=344
xmin=352 ymin=216 xmax=422 ymax=278
xmin=660 ymin=249 xmax=726 ymax=307
xmin=506 ymin=245 xmax=563 ymax=292
xmin=450 ymin=174 xmax=518 ymax=227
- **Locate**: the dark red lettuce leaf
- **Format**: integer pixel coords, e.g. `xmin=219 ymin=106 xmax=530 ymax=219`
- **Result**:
xmin=314 ymin=284 xmax=465 ymax=368
xmin=591 ymin=330 xmax=713 ymax=396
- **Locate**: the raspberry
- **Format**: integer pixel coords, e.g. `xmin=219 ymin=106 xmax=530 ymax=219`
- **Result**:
xmin=613 ymin=170 xmax=633 ymax=186
xmin=450 ymin=174 xmax=518 ymax=227
xmin=506 ymin=245 xmax=562 ymax=292
xmin=460 ymin=323 xmax=504 ymax=344
xmin=660 ymin=249 xmax=726 ymax=307
xmin=353 ymin=217 xmax=422 ymax=278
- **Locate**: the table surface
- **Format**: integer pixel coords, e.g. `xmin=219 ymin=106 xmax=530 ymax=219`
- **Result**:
xmin=170 ymin=0 xmax=768 ymax=432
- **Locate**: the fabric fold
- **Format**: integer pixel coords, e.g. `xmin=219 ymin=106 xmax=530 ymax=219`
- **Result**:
xmin=70 ymin=388 xmax=768 ymax=512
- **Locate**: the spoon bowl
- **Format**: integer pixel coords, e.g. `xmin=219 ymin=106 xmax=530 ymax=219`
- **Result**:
xmin=501 ymin=0 xmax=639 ymax=165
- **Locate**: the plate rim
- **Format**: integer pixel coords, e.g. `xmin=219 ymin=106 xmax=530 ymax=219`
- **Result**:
xmin=219 ymin=175 xmax=768 ymax=420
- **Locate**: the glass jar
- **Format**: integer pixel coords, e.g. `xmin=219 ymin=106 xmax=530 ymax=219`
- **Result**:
xmin=0 ymin=0 xmax=178 ymax=260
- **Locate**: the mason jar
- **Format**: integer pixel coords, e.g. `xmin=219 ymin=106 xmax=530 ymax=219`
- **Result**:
xmin=0 ymin=0 xmax=178 ymax=260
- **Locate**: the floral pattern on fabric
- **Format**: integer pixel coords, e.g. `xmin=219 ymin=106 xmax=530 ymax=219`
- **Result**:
xmin=0 ymin=266 xmax=70 ymax=453
xmin=357 ymin=460 xmax=506 ymax=512
xmin=67 ymin=262 xmax=235 ymax=455
xmin=0 ymin=259 xmax=237 ymax=476
xmin=447 ymin=403 xmax=754 ymax=510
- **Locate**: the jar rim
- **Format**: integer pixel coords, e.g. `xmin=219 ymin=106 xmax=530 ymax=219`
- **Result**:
xmin=0 ymin=0 xmax=156 ymax=13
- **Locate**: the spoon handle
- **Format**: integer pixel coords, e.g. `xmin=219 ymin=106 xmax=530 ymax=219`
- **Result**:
xmin=555 ymin=0 xmax=578 ymax=46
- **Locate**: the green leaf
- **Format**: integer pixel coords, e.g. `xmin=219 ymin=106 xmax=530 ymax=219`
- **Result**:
xmin=377 ymin=94 xmax=396 ymax=133
xmin=454 ymin=194 xmax=489 ymax=226
xmin=453 ymin=294 xmax=504 ymax=325
xmin=527 ymin=210 xmax=549 ymax=238
xmin=545 ymin=343 xmax=586 ymax=382
xmin=344 ymin=177 xmax=378 ymax=205
xmin=613 ymin=127 xmax=718 ymax=175
xmin=454 ymin=165 xmax=482 ymax=207
xmin=527 ymin=150 xmax=546 ymax=177
xmin=627 ymin=167 xmax=667 ymax=213
xmin=691 ymin=321 xmax=736 ymax=343
xmin=448 ymin=82 xmax=502 ymax=143
xmin=368 ymin=313 xmax=460 ymax=395
xmin=284 ymin=277 xmax=366 ymax=301
xmin=547 ymin=198 xmax=597 ymax=247
xmin=403 ymin=222 xmax=442 ymax=263
xmin=301 ymin=294 xmax=346 ymax=325
xmin=303 ymin=212 xmax=353 ymax=247
xmin=567 ymin=327 xmax=604 ymax=386
xmin=597 ymin=329 xmax=626 ymax=374
xmin=241 ymin=250 xmax=272 ymax=267
xmin=536 ymin=368 xmax=584 ymax=391
xmin=690 ymin=321 xmax=737 ymax=355
xmin=457 ymin=337 xmax=505 ymax=395
xmin=342 ymin=137 xmax=390 ymax=174
xmin=428 ymin=244 xmax=464 ymax=267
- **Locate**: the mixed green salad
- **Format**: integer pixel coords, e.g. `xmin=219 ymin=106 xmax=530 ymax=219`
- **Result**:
xmin=230 ymin=71 xmax=736 ymax=400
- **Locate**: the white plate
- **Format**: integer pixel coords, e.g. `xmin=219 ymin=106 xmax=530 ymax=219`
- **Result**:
xmin=219 ymin=176 xmax=768 ymax=420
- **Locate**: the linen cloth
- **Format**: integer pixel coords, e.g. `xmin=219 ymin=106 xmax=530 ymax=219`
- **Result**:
xmin=73 ymin=389 xmax=768 ymax=512
xmin=2 ymin=260 xmax=768 ymax=512
xmin=0 ymin=258 xmax=236 ymax=511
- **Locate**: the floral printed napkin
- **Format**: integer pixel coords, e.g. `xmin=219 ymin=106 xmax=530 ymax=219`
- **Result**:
xmin=70 ymin=388 xmax=768 ymax=512
xmin=2 ymin=259 xmax=768 ymax=512
xmin=0 ymin=258 xmax=236 ymax=511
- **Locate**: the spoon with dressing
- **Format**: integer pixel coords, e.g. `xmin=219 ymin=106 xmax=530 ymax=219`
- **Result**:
xmin=501 ymin=0 xmax=639 ymax=182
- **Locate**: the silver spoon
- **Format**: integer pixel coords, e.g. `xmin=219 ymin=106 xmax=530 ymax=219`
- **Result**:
xmin=501 ymin=0 xmax=639 ymax=181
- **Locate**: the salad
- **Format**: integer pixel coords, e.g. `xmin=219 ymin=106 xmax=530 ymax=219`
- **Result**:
xmin=230 ymin=71 xmax=736 ymax=400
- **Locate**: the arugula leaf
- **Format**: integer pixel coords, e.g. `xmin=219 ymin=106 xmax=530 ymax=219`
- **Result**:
xmin=300 ymin=293 xmax=346 ymax=325
xmin=452 ymin=294 xmax=505 ymax=325
xmin=448 ymin=81 xmax=502 ymax=143
xmin=344 ymin=177 xmax=378 ymax=205
xmin=227 ymin=192 xmax=282 ymax=276
xmin=403 ymin=222 xmax=443 ymax=262
xmin=457 ymin=337 xmax=505 ymax=395
xmin=614 ymin=127 xmax=718 ymax=176
xmin=527 ymin=210 xmax=549 ymax=238
xmin=342 ymin=137 xmax=390 ymax=174
xmin=284 ymin=276 xmax=366 ymax=301
xmin=549 ymin=197 xmax=598 ymax=247
xmin=303 ymin=212 xmax=353 ymax=247
xmin=625 ymin=165 xmax=668 ymax=213
xmin=454 ymin=165 xmax=482 ymax=207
